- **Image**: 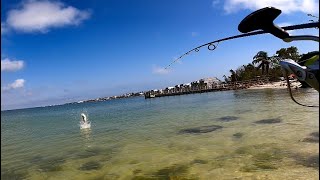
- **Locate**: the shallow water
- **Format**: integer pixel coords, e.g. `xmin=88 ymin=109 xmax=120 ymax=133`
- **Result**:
xmin=1 ymin=88 xmax=319 ymax=179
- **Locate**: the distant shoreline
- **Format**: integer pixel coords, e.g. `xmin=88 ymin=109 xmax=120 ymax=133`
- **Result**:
xmin=144 ymin=78 xmax=302 ymax=99
xmin=2 ymin=80 xmax=301 ymax=112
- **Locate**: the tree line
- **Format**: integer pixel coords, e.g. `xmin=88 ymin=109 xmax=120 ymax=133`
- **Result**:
xmin=224 ymin=46 xmax=317 ymax=86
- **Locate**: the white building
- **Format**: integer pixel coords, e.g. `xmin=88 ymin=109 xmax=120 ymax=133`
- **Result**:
xmin=202 ymin=77 xmax=222 ymax=88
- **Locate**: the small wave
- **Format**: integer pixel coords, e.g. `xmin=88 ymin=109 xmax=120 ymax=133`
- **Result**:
xmin=80 ymin=121 xmax=91 ymax=129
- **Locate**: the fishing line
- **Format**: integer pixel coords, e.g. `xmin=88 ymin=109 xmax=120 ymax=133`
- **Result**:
xmin=284 ymin=70 xmax=319 ymax=107
xmin=165 ymin=22 xmax=319 ymax=69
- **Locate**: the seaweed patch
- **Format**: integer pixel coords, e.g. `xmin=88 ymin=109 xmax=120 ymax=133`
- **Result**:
xmin=293 ymin=154 xmax=319 ymax=169
xmin=38 ymin=157 xmax=66 ymax=172
xmin=153 ymin=164 xmax=189 ymax=179
xmin=132 ymin=169 xmax=142 ymax=175
xmin=302 ymin=131 xmax=319 ymax=143
xmin=78 ymin=161 xmax=102 ymax=171
xmin=233 ymin=132 xmax=244 ymax=139
xmin=254 ymin=118 xmax=282 ymax=124
xmin=132 ymin=164 xmax=195 ymax=180
xmin=179 ymin=125 xmax=223 ymax=134
xmin=217 ymin=116 xmax=239 ymax=122
xmin=310 ymin=132 xmax=319 ymax=137
xmin=191 ymin=159 xmax=208 ymax=164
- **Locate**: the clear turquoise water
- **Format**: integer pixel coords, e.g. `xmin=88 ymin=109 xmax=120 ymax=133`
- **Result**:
xmin=1 ymin=88 xmax=319 ymax=179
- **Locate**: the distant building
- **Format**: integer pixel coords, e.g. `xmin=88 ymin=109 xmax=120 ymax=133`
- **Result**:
xmin=201 ymin=77 xmax=222 ymax=88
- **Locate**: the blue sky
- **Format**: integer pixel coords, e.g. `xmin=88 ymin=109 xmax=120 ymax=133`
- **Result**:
xmin=1 ymin=0 xmax=319 ymax=110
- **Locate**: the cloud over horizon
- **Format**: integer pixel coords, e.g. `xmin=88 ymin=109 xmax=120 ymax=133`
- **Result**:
xmin=1 ymin=58 xmax=24 ymax=72
xmin=5 ymin=0 xmax=90 ymax=33
xmin=152 ymin=65 xmax=170 ymax=75
xmin=223 ymin=0 xmax=319 ymax=14
xmin=1 ymin=58 xmax=26 ymax=101
xmin=2 ymin=79 xmax=26 ymax=92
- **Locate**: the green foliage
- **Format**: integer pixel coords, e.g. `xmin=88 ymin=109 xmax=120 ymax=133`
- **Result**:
xmin=226 ymin=46 xmax=302 ymax=82
xmin=275 ymin=46 xmax=301 ymax=61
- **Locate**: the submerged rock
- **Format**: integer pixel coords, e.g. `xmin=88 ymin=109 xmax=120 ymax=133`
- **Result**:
xmin=78 ymin=161 xmax=102 ymax=171
xmin=233 ymin=132 xmax=244 ymax=139
xmin=254 ymin=118 xmax=282 ymax=124
xmin=302 ymin=137 xmax=319 ymax=143
xmin=217 ymin=116 xmax=239 ymax=122
xmin=132 ymin=164 xmax=194 ymax=180
xmin=153 ymin=164 xmax=189 ymax=178
xmin=132 ymin=169 xmax=142 ymax=175
xmin=179 ymin=125 xmax=223 ymax=134
xmin=38 ymin=157 xmax=65 ymax=172
xmin=293 ymin=154 xmax=319 ymax=169
xmin=310 ymin=132 xmax=319 ymax=138
xmin=302 ymin=131 xmax=319 ymax=143
xmin=191 ymin=159 xmax=208 ymax=164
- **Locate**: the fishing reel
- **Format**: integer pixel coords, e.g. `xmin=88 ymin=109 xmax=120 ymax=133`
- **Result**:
xmin=239 ymin=7 xmax=319 ymax=107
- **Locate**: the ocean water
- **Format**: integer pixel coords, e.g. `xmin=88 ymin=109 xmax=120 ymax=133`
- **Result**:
xmin=1 ymin=88 xmax=319 ymax=180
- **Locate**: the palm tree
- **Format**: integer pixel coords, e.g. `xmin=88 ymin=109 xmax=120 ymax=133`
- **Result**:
xmin=229 ymin=69 xmax=237 ymax=82
xmin=240 ymin=63 xmax=255 ymax=80
xmin=252 ymin=51 xmax=270 ymax=75
xmin=223 ymin=75 xmax=229 ymax=82
xmin=191 ymin=81 xmax=199 ymax=91
xmin=275 ymin=46 xmax=300 ymax=61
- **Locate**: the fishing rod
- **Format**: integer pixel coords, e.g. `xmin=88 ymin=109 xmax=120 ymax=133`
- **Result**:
xmin=165 ymin=22 xmax=318 ymax=69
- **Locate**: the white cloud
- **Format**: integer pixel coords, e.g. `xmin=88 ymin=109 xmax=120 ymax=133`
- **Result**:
xmin=6 ymin=0 xmax=90 ymax=33
xmin=277 ymin=22 xmax=298 ymax=35
xmin=223 ymin=0 xmax=319 ymax=14
xmin=2 ymin=79 xmax=26 ymax=91
xmin=277 ymin=22 xmax=292 ymax=27
xmin=277 ymin=22 xmax=319 ymax=36
xmin=1 ymin=58 xmax=24 ymax=72
xmin=152 ymin=65 xmax=170 ymax=75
